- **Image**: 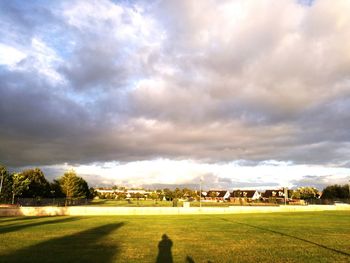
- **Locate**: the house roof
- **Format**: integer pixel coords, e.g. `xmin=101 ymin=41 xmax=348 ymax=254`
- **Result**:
xmin=207 ymin=190 xmax=229 ymax=198
xmin=231 ymin=190 xmax=258 ymax=198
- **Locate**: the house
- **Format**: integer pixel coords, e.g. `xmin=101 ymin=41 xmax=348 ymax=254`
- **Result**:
xmin=230 ymin=190 xmax=261 ymax=202
xmin=205 ymin=190 xmax=230 ymax=201
xmin=262 ymin=190 xmax=287 ymax=203
xmin=263 ymin=189 xmax=285 ymax=198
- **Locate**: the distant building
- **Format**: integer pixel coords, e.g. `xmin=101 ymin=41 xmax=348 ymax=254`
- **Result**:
xmin=262 ymin=189 xmax=294 ymax=204
xmin=263 ymin=189 xmax=285 ymax=199
xmin=95 ymin=188 xmax=150 ymax=195
xmin=205 ymin=190 xmax=230 ymax=201
xmin=95 ymin=188 xmax=119 ymax=194
xmin=230 ymin=190 xmax=261 ymax=202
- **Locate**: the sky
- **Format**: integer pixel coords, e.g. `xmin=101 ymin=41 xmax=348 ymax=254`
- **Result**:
xmin=0 ymin=0 xmax=350 ymax=190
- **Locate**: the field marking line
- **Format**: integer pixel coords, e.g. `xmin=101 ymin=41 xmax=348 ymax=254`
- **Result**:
xmin=220 ymin=218 xmax=350 ymax=257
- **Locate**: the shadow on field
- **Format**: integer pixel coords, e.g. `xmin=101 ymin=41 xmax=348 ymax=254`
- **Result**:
xmin=156 ymin=234 xmax=173 ymax=263
xmin=0 ymin=216 xmax=81 ymax=234
xmin=0 ymin=216 xmax=48 ymax=224
xmin=155 ymin=235 xmax=212 ymax=263
xmin=1 ymin=222 xmax=124 ymax=263
xmin=224 ymin=219 xmax=350 ymax=258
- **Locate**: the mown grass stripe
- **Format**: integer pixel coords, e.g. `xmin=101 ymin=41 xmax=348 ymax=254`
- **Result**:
xmin=220 ymin=217 xmax=350 ymax=257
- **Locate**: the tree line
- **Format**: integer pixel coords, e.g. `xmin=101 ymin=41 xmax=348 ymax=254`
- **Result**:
xmin=1 ymin=164 xmax=349 ymax=204
xmin=97 ymin=185 xmax=350 ymax=201
xmin=97 ymin=187 xmax=198 ymax=201
xmin=0 ymin=165 xmax=92 ymax=204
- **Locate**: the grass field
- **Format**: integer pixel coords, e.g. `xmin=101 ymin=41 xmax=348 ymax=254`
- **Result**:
xmin=0 ymin=212 xmax=349 ymax=263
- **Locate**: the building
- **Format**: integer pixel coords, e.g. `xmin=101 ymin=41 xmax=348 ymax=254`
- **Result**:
xmin=205 ymin=190 xmax=230 ymax=201
xmin=230 ymin=190 xmax=261 ymax=202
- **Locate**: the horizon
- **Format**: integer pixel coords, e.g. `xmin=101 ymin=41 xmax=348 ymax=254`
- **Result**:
xmin=1 ymin=0 xmax=350 ymax=190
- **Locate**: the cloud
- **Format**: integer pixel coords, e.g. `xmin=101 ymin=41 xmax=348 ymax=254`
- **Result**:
xmin=0 ymin=0 xmax=350 ymax=182
xmin=290 ymin=174 xmax=349 ymax=190
xmin=18 ymin=159 xmax=348 ymax=190
xmin=0 ymin=43 xmax=26 ymax=66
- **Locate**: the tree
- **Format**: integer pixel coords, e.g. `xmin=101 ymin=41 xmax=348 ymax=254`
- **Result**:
xmin=291 ymin=190 xmax=301 ymax=199
xmin=117 ymin=192 xmax=127 ymax=200
xmin=134 ymin=192 xmax=143 ymax=204
xmin=182 ymin=188 xmax=197 ymax=200
xmin=49 ymin=179 xmax=65 ymax=198
xmin=74 ymin=176 xmax=90 ymax=198
xmin=12 ymin=173 xmax=30 ymax=204
xmin=150 ymin=192 xmax=159 ymax=203
xmin=89 ymin=187 xmax=97 ymax=199
xmin=20 ymin=168 xmax=50 ymax=198
xmin=173 ymin=188 xmax=183 ymax=199
xmin=322 ymin=184 xmax=349 ymax=199
xmin=0 ymin=165 xmax=13 ymax=202
xmin=295 ymin=187 xmax=319 ymax=199
xmin=58 ymin=170 xmax=90 ymax=199
xmin=163 ymin=188 xmax=174 ymax=200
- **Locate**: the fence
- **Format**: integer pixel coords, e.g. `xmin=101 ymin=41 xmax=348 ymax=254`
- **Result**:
xmin=14 ymin=198 xmax=90 ymax=206
xmin=1 ymin=197 xmax=349 ymax=207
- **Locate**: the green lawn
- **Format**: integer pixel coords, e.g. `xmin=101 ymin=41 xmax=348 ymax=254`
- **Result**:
xmin=0 ymin=212 xmax=349 ymax=262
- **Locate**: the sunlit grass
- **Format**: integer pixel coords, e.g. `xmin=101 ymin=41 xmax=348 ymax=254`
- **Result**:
xmin=0 ymin=211 xmax=349 ymax=262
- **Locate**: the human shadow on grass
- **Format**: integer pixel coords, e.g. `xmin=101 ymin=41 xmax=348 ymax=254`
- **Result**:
xmin=222 ymin=218 xmax=350 ymax=258
xmin=156 ymin=234 xmax=173 ymax=263
xmin=1 ymin=222 xmax=125 ymax=263
xmin=155 ymin=235 xmax=213 ymax=263
xmin=0 ymin=216 xmax=82 ymax=235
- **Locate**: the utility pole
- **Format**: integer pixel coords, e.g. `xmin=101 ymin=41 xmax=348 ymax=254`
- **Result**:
xmin=0 ymin=173 xmax=3 ymax=195
xmin=0 ymin=166 xmax=5 ymax=195
xmin=199 ymin=178 xmax=202 ymax=208
xmin=284 ymin=187 xmax=288 ymax=206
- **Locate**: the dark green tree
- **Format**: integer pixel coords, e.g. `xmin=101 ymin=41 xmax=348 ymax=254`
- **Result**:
xmin=20 ymin=168 xmax=50 ymax=198
xmin=322 ymin=184 xmax=349 ymax=199
xmin=163 ymin=188 xmax=174 ymax=200
xmin=89 ymin=187 xmax=97 ymax=199
xmin=49 ymin=179 xmax=65 ymax=198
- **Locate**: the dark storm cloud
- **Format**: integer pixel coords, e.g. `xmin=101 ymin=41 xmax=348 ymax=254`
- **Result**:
xmin=1 ymin=0 xmax=350 ymax=170
xmin=0 ymin=68 xmax=93 ymax=166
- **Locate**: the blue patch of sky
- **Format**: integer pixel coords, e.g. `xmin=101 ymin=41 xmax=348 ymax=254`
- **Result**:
xmin=0 ymin=0 xmax=72 ymax=59
xmin=111 ymin=0 xmax=154 ymax=7
xmin=39 ymin=27 xmax=75 ymax=60
xmin=297 ymin=0 xmax=315 ymax=6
